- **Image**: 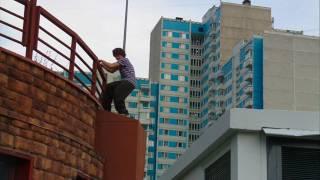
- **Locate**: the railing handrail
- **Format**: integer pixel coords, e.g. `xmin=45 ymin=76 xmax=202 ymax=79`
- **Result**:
xmin=0 ymin=0 xmax=107 ymax=103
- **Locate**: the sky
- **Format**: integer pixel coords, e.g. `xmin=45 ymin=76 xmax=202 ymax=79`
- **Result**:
xmin=1 ymin=0 xmax=319 ymax=77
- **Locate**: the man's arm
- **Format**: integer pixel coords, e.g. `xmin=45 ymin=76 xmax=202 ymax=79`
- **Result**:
xmin=99 ymin=60 xmax=120 ymax=73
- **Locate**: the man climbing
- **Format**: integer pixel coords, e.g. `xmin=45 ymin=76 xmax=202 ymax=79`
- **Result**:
xmin=99 ymin=48 xmax=136 ymax=116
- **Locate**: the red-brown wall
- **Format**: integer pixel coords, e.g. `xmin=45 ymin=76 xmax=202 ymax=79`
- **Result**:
xmin=95 ymin=111 xmax=146 ymax=180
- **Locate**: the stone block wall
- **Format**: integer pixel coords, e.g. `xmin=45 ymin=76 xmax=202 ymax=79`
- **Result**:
xmin=0 ymin=48 xmax=104 ymax=179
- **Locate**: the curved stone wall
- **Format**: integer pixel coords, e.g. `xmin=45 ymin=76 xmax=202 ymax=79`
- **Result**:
xmin=0 ymin=48 xmax=103 ymax=179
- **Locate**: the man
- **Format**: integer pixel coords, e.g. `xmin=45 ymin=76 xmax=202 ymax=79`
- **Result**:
xmin=99 ymin=48 xmax=136 ymax=116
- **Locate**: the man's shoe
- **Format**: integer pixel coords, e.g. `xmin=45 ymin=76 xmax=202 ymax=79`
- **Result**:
xmin=119 ymin=113 xmax=130 ymax=117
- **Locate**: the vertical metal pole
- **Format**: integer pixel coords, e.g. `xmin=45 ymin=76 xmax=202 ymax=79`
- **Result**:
xmin=26 ymin=0 xmax=38 ymax=59
xmin=69 ymin=38 xmax=76 ymax=80
xmin=123 ymin=0 xmax=128 ymax=51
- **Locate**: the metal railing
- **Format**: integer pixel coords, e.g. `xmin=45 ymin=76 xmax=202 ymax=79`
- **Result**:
xmin=0 ymin=0 xmax=107 ymax=101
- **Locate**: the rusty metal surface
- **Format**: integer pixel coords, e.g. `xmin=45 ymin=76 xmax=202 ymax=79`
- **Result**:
xmin=95 ymin=111 xmax=147 ymax=180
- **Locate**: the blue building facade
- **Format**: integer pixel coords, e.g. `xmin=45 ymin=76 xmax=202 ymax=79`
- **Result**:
xmin=219 ymin=36 xmax=264 ymax=115
xmin=200 ymin=6 xmax=222 ymax=128
xmin=149 ymin=18 xmax=204 ymax=179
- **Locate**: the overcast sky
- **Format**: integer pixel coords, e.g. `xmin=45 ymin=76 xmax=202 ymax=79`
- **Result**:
xmin=2 ymin=0 xmax=319 ymax=77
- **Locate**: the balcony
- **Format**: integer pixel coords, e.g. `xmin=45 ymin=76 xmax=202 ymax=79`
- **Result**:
xmin=243 ymin=71 xmax=253 ymax=82
xmin=240 ymin=80 xmax=249 ymax=89
xmin=217 ymin=71 xmax=224 ymax=83
xmin=244 ymin=98 xmax=253 ymax=108
xmin=208 ymin=85 xmax=215 ymax=95
xmin=214 ymin=106 xmax=224 ymax=117
xmin=239 ymin=94 xmax=249 ymax=103
xmin=209 ymin=72 xmax=215 ymax=81
xmin=139 ymin=95 xmax=152 ymax=102
xmin=244 ymin=85 xmax=253 ymax=95
xmin=243 ymin=58 xmax=253 ymax=69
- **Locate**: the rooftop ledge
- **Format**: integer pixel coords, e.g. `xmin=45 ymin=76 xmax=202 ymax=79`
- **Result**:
xmin=161 ymin=108 xmax=320 ymax=179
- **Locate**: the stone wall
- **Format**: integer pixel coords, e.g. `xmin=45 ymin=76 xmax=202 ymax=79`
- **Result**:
xmin=0 ymin=48 xmax=103 ymax=179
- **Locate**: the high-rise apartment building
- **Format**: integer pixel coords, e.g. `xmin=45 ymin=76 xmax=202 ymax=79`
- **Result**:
xmin=204 ymin=30 xmax=319 ymax=128
xmin=200 ymin=2 xmax=272 ymax=128
xmin=148 ymin=2 xmax=273 ymax=178
xmin=149 ymin=1 xmax=319 ymax=179
xmin=149 ymin=17 xmax=197 ymax=178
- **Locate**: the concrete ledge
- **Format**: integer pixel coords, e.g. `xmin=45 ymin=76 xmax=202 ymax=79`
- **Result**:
xmin=160 ymin=108 xmax=320 ymax=180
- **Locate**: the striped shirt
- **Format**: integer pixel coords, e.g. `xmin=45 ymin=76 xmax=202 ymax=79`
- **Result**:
xmin=118 ymin=57 xmax=136 ymax=87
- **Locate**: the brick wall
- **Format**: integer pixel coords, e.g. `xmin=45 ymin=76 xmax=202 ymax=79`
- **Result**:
xmin=0 ymin=48 xmax=104 ymax=179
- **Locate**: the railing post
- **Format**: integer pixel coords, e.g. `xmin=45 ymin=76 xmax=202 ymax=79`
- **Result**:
xmin=25 ymin=0 xmax=38 ymax=59
xmin=22 ymin=0 xmax=30 ymax=45
xmin=91 ymin=60 xmax=97 ymax=96
xmin=69 ymin=38 xmax=76 ymax=80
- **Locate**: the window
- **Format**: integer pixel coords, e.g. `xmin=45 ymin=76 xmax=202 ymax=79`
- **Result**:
xmin=0 ymin=151 xmax=32 ymax=180
xmin=131 ymin=91 xmax=137 ymax=96
xmin=267 ymin=138 xmax=320 ymax=180
xmin=171 ymin=75 xmax=178 ymax=81
xmin=205 ymin=151 xmax=230 ymax=180
xmin=179 ymin=65 xmax=185 ymax=71
xmin=178 ymin=87 xmax=184 ymax=92
xmin=179 ymin=98 xmax=184 ymax=103
xmin=163 ymin=141 xmax=168 ymax=146
xmin=171 ymin=64 xmax=179 ymax=70
xmin=162 ymin=41 xmax=167 ymax=47
xmin=139 ymin=112 xmax=148 ymax=119
xmin=172 ymin=43 xmax=180 ymax=49
xmin=164 ymin=74 xmax=170 ymax=80
xmin=162 ymin=31 xmax=168 ymax=37
xmin=163 ymin=107 xmax=169 ymax=113
xmin=171 ymin=53 xmax=179 ymax=59
xmin=76 ymin=174 xmax=88 ymax=180
xmin=164 ymin=130 xmax=169 ymax=135
xmin=128 ymin=102 xmax=137 ymax=108
xmin=178 ymin=76 xmax=185 ymax=82
xmin=282 ymin=147 xmax=320 ymax=179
